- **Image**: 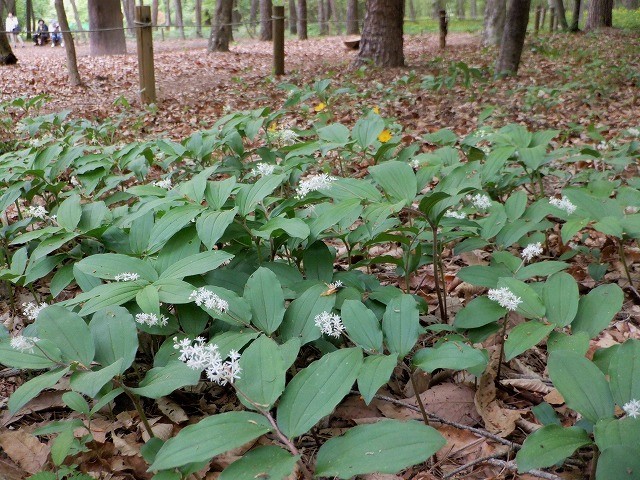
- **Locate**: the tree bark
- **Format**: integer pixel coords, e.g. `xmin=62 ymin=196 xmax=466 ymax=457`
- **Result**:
xmin=260 ymin=0 xmax=272 ymax=40
xmin=329 ymin=0 xmax=342 ymax=34
xmin=457 ymin=0 xmax=466 ymax=19
xmin=553 ymin=0 xmax=568 ymax=29
xmin=122 ymin=0 xmax=135 ymax=34
xmin=88 ymin=0 xmax=127 ymax=55
xmin=496 ymin=0 xmax=531 ymax=75
xmin=195 ymin=0 xmax=203 ymax=36
xmin=570 ymin=0 xmax=581 ymax=30
xmin=0 ymin=31 xmax=17 ymax=65
xmin=297 ymin=0 xmax=307 ymax=39
xmin=289 ymin=0 xmax=297 ymax=34
xmin=470 ymin=0 xmax=477 ymax=19
xmin=250 ymin=0 xmax=258 ymax=33
xmin=354 ymin=0 xmax=404 ymax=67
xmin=318 ymin=0 xmax=328 ymax=35
xmin=164 ymin=0 xmax=171 ymax=28
xmin=68 ymin=0 xmax=85 ymax=42
xmin=408 ymin=0 xmax=417 ymax=21
xmin=483 ymin=0 xmax=507 ymax=46
xmin=622 ymin=0 xmax=639 ymax=8
xmin=25 ymin=0 xmax=32 ymax=38
xmin=346 ymin=0 xmax=359 ymax=33
xmin=174 ymin=0 xmax=185 ymax=38
xmin=54 ymin=0 xmax=81 ymax=86
xmin=586 ymin=0 xmax=613 ymax=29
xmin=209 ymin=0 xmax=232 ymax=51
xmin=152 ymin=0 xmax=159 ymax=26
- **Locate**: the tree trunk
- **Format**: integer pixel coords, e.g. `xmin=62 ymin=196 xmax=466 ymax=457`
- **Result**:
xmin=470 ymin=0 xmax=477 ymax=19
xmin=289 ymin=0 xmax=297 ymax=34
xmin=174 ymin=0 xmax=185 ymax=38
xmin=297 ymin=0 xmax=307 ymax=39
xmin=570 ymin=0 xmax=581 ymax=30
xmin=152 ymin=0 xmax=159 ymax=25
xmin=122 ymin=0 xmax=135 ymax=34
xmin=346 ymin=0 xmax=359 ymax=33
xmin=457 ymin=0 xmax=466 ymax=19
xmin=68 ymin=0 xmax=85 ymax=42
xmin=483 ymin=0 xmax=507 ymax=46
xmin=329 ymin=0 xmax=342 ymax=34
xmin=0 ymin=31 xmax=17 ymax=65
xmin=260 ymin=0 xmax=272 ymax=40
xmin=250 ymin=0 xmax=258 ymax=33
xmin=586 ymin=0 xmax=613 ymax=29
xmin=88 ymin=0 xmax=126 ymax=55
xmin=209 ymin=0 xmax=232 ymax=51
xmin=164 ymin=0 xmax=171 ymax=28
xmin=25 ymin=0 xmax=32 ymax=39
xmin=622 ymin=0 xmax=639 ymax=8
xmin=553 ymin=0 xmax=568 ymax=29
xmin=496 ymin=0 xmax=531 ymax=75
xmin=195 ymin=0 xmax=203 ymax=36
xmin=354 ymin=0 xmax=404 ymax=67
xmin=318 ymin=0 xmax=328 ymax=35
xmin=408 ymin=0 xmax=417 ymax=21
xmin=54 ymin=0 xmax=81 ymax=86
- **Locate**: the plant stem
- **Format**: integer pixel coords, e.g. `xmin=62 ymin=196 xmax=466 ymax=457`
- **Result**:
xmin=618 ymin=239 xmax=635 ymax=290
xmin=431 ymin=224 xmax=447 ymax=323
xmin=589 ymin=445 xmax=599 ymax=480
xmin=495 ymin=313 xmax=509 ymax=384
xmin=121 ymin=385 xmax=155 ymax=439
xmin=409 ymin=370 xmax=430 ymax=427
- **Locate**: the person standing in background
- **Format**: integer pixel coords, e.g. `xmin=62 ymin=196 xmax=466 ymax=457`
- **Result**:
xmin=5 ymin=12 xmax=24 ymax=48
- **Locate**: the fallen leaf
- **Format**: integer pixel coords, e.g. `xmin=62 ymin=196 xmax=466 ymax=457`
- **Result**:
xmin=0 ymin=429 xmax=50 ymax=474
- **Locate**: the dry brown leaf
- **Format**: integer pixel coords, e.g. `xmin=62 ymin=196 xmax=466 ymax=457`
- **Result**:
xmin=500 ymin=378 xmax=552 ymax=394
xmin=361 ymin=474 xmax=403 ymax=480
xmin=0 ymin=429 xmax=50 ymax=474
xmin=544 ymin=388 xmax=565 ymax=405
xmin=475 ymin=365 xmax=522 ymax=437
xmin=156 ymin=397 xmax=189 ymax=424
xmin=1 ymin=391 xmax=66 ymax=427
xmin=0 ymin=456 xmax=27 ymax=480
xmin=112 ymin=433 xmax=140 ymax=456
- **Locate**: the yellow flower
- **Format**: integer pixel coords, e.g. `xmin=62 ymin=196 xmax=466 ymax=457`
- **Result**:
xmin=372 ymin=106 xmax=380 ymax=114
xmin=314 ymin=102 xmax=327 ymax=112
xmin=378 ymin=129 xmax=392 ymax=143
xmin=268 ymin=122 xmax=278 ymax=132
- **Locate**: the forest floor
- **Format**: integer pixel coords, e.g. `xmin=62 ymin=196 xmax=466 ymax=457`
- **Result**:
xmin=1 ymin=29 xmax=640 ymax=480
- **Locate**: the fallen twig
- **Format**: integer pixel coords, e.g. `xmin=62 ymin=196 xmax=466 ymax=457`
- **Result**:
xmin=486 ymin=459 xmax=563 ymax=480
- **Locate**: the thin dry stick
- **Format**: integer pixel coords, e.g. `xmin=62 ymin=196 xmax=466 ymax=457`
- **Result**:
xmin=486 ymin=459 xmax=563 ymax=480
xmin=442 ymin=451 xmax=509 ymax=479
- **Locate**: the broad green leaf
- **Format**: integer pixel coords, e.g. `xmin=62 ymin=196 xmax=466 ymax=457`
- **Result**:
xmin=209 ymin=331 xmax=260 ymax=360
xmin=0 ymin=339 xmax=60 ymax=369
xmin=195 ymin=209 xmax=237 ymax=249
xmin=548 ymin=350 xmax=614 ymax=423
xmin=244 ymin=267 xmax=286 ymax=335
xmin=341 ymin=300 xmax=383 ymax=353
xmin=357 ymin=354 xmax=397 ymax=405
xmin=155 ymin=226 xmax=201 ymax=273
xmin=30 ymin=232 xmax=78 ymax=262
xmin=9 ymin=367 xmax=69 ymax=414
xmin=75 ymin=282 xmax=142 ymax=316
xmin=150 ymin=412 xmax=273 ymax=471
xmin=56 ymin=194 xmax=82 ymax=231
xmin=515 ymin=261 xmax=569 ymax=280
xmin=219 ymin=446 xmax=298 ymax=480
xmin=160 ymin=251 xmax=234 ymax=280
xmin=302 ymin=241 xmax=334 ymax=283
xmin=279 ymin=283 xmax=336 ymax=345
xmin=595 ymin=446 xmax=640 ymax=480
xmin=572 ymin=284 xmax=624 ymax=338
xmin=608 ymin=339 xmax=640 ymax=408
xmin=315 ymin=420 xmax=445 ymax=479
xmin=330 ymin=178 xmax=382 ymax=202
xmin=147 ymin=205 xmax=204 ymax=254
xmin=369 ymin=161 xmax=417 ymax=205
xmin=237 ymin=175 xmax=286 ymax=216
xmin=70 ymin=359 xmax=123 ymax=398
xmin=454 ymin=296 xmax=506 ymax=329
xmin=254 ymin=217 xmax=310 ymax=240
xmin=353 ymin=115 xmax=385 ymax=149
xmin=136 ymin=284 xmax=160 ymax=315
xmin=317 ymin=123 xmax=351 ymax=145
xmin=382 ymin=294 xmax=420 ymax=358
xmin=504 ymin=190 xmax=528 ymax=221
xmin=235 ymin=336 xmax=286 ymax=410
xmin=205 ymin=177 xmax=236 ymax=210
xmin=155 ymin=278 xmax=195 ymax=304
xmin=308 ymin=199 xmax=362 ymax=239
xmin=277 ymin=348 xmax=363 ymax=439
xmin=51 ymin=427 xmax=75 ymax=467
xmin=457 ymin=264 xmax=512 ymax=288
xmin=62 ymin=391 xmax=90 ymax=415
xmin=497 ymin=277 xmax=545 ymax=319
xmin=542 ymin=272 xmax=579 ymax=327
xmin=516 ymin=425 xmax=592 ymax=473
xmin=76 ymin=254 xmax=157 ymax=282
xmin=547 ymin=331 xmax=589 ymax=356
xmin=413 ymin=341 xmax=487 ymax=373
xmin=595 ymin=417 xmax=640 ymax=452
xmin=130 ymin=361 xmax=201 ymax=399
xmin=36 ymin=306 xmax=95 ymax=366
xmin=504 ymin=321 xmax=555 ymax=361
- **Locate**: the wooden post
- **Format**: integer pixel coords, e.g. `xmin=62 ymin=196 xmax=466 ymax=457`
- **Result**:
xmin=135 ymin=5 xmax=157 ymax=104
xmin=534 ymin=5 xmax=541 ymax=34
xmin=438 ymin=9 xmax=447 ymax=50
xmin=273 ymin=5 xmax=285 ymax=75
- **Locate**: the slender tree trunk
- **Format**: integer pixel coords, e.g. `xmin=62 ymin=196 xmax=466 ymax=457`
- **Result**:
xmin=250 ymin=0 xmax=258 ymax=33
xmin=496 ymin=0 xmax=531 ymax=75
xmin=0 ymin=31 xmax=17 ymax=65
xmin=209 ymin=0 xmax=232 ymax=51
xmin=152 ymin=0 xmax=159 ymax=25
xmin=164 ymin=0 xmax=171 ymax=28
xmin=570 ymin=0 xmax=581 ymax=30
xmin=54 ymin=0 xmax=81 ymax=86
xmin=470 ymin=0 xmax=477 ymax=19
xmin=174 ymin=0 xmax=185 ymax=38
xmin=122 ymin=0 xmax=135 ymax=34
xmin=329 ymin=0 xmax=342 ymax=34
xmin=457 ymin=0 xmax=466 ymax=19
xmin=483 ymin=0 xmax=507 ymax=46
xmin=25 ymin=0 xmax=32 ymax=39
xmin=408 ymin=0 xmax=417 ymax=21
xmin=346 ymin=0 xmax=359 ymax=33
xmin=355 ymin=0 xmax=404 ymax=67
xmin=586 ymin=0 xmax=613 ymax=29
xmin=318 ymin=0 xmax=328 ymax=35
xmin=88 ymin=0 xmax=126 ymax=55
xmin=553 ymin=0 xmax=568 ymax=29
xmin=289 ymin=0 xmax=297 ymax=34
xmin=68 ymin=0 xmax=85 ymax=42
xmin=297 ymin=0 xmax=307 ymax=39
xmin=622 ymin=0 xmax=639 ymax=8
xmin=260 ymin=0 xmax=272 ymax=40
xmin=195 ymin=0 xmax=203 ymax=36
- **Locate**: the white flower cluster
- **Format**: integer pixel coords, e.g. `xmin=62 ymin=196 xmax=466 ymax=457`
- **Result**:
xmin=628 ymin=127 xmax=640 ymax=137
xmin=70 ymin=176 xmax=81 ymax=187
xmin=328 ymin=280 xmax=343 ymax=289
xmin=521 ymin=242 xmax=543 ymax=262
xmin=549 ymin=195 xmax=577 ymax=215
xmin=22 ymin=302 xmax=48 ymax=321
xmin=277 ymin=129 xmax=298 ymax=145
xmin=153 ymin=178 xmax=173 ymax=189
xmin=470 ymin=194 xmax=492 ymax=210
xmin=10 ymin=334 xmax=40 ymax=353
xmin=27 ymin=205 xmax=48 ymax=219
xmin=250 ymin=163 xmax=276 ymax=177
xmin=295 ymin=174 xmax=336 ymax=199
xmin=410 ymin=158 xmax=422 ymax=169
xmin=314 ymin=311 xmax=345 ymax=338
xmin=135 ymin=313 xmax=169 ymax=327
xmin=114 ymin=272 xmax=140 ymax=282
xmin=189 ymin=287 xmax=229 ymax=313
xmin=173 ymin=337 xmax=241 ymax=385
xmin=487 ymin=287 xmax=522 ymax=311
xmin=623 ymin=399 xmax=640 ymax=418
xmin=444 ymin=210 xmax=466 ymax=220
